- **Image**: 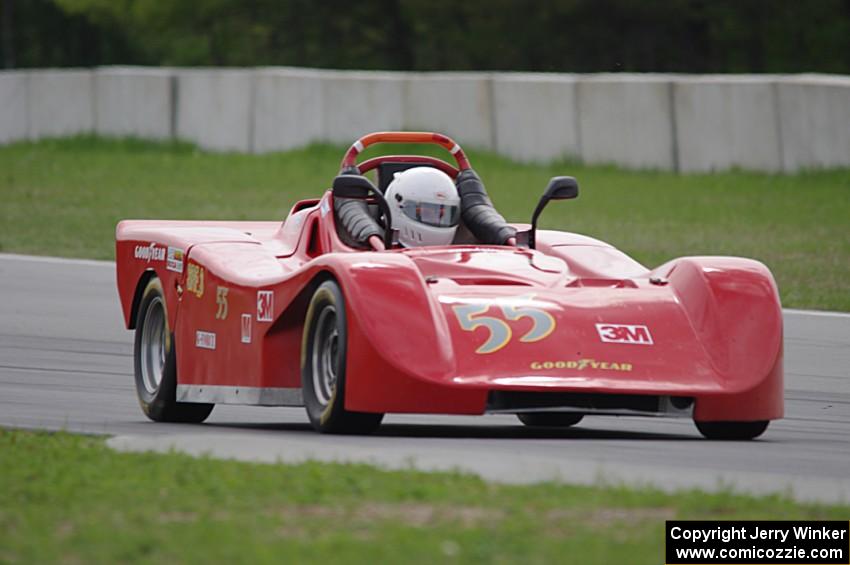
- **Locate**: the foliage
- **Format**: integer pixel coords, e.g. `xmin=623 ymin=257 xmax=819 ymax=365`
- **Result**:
xmin=2 ymin=0 xmax=849 ymax=72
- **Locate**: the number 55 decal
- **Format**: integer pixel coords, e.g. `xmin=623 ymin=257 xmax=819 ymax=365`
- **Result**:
xmin=452 ymin=295 xmax=556 ymax=354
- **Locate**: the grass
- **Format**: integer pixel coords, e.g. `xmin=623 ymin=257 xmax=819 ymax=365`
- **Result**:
xmin=1 ymin=429 xmax=847 ymax=564
xmin=0 ymin=136 xmax=848 ymax=310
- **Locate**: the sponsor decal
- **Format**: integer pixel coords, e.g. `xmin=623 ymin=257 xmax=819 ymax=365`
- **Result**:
xmin=530 ymin=359 xmax=633 ymax=372
xmin=215 ymin=286 xmax=229 ymax=320
xmin=452 ymin=294 xmax=555 ymax=354
xmin=257 ymin=290 xmax=274 ymax=322
xmin=166 ymin=247 xmax=184 ymax=273
xmin=134 ymin=242 xmax=166 ymax=263
xmin=195 ymin=330 xmax=216 ymax=350
xmin=596 ymin=323 xmax=653 ymax=345
xmin=241 ymin=314 xmax=252 ymax=344
xmin=320 ymin=199 xmax=330 ymax=217
xmin=186 ymin=263 xmax=205 ymax=298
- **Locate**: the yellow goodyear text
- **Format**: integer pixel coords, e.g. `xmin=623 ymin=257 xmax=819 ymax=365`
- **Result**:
xmin=530 ymin=359 xmax=633 ymax=372
xmin=186 ymin=263 xmax=205 ymax=299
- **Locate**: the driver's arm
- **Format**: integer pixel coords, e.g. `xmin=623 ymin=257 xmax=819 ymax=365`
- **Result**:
xmin=456 ymin=169 xmax=517 ymax=245
xmin=334 ymin=197 xmax=385 ymax=249
xmin=367 ymin=235 xmax=385 ymax=251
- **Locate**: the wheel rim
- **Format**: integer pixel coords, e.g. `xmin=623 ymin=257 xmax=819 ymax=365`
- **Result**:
xmin=311 ymin=305 xmax=339 ymax=407
xmin=140 ymin=296 xmax=167 ymax=395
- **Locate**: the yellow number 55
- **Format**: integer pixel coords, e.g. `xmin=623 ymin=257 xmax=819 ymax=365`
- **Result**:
xmin=452 ymin=296 xmax=556 ymax=354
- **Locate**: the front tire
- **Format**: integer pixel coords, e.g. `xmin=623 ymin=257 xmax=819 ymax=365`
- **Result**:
xmin=134 ymin=277 xmax=213 ymax=423
xmin=695 ymin=420 xmax=769 ymax=440
xmin=517 ymin=413 xmax=584 ymax=428
xmin=301 ymin=280 xmax=383 ymax=434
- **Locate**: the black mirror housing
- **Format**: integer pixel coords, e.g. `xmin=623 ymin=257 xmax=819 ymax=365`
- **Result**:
xmin=545 ymin=176 xmax=579 ymax=200
xmin=332 ymin=174 xmax=377 ymax=199
xmin=522 ymin=176 xmax=580 ymax=249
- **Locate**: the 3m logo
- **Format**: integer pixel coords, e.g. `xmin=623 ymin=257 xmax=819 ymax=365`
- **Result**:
xmin=595 ymin=323 xmax=653 ymax=345
xmin=257 ymin=291 xmax=274 ymax=322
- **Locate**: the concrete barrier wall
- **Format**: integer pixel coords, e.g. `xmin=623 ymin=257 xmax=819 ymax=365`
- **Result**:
xmin=1 ymin=67 xmax=848 ymax=172
xmin=176 ymin=69 xmax=255 ymax=152
xmin=777 ymin=74 xmax=850 ymax=171
xmin=253 ymin=68 xmax=324 ymax=153
xmin=321 ymin=71 xmax=405 ymax=144
xmin=404 ymin=72 xmax=494 ymax=149
xmin=28 ymin=70 xmax=94 ymax=139
xmin=0 ymin=72 xmax=28 ymax=144
xmin=492 ymin=73 xmax=579 ymax=163
xmin=95 ymin=67 xmax=173 ymax=139
xmin=674 ymin=76 xmax=784 ymax=172
xmin=577 ymin=74 xmax=677 ymax=170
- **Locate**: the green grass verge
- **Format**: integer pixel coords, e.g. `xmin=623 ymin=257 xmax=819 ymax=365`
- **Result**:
xmin=1 ymin=430 xmax=847 ymax=564
xmin=1 ymin=136 xmax=848 ymax=310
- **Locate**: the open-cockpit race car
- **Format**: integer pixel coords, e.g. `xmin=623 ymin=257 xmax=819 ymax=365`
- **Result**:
xmin=116 ymin=132 xmax=783 ymax=439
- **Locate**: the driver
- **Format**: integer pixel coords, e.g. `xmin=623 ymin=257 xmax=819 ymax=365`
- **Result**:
xmin=385 ymin=167 xmax=461 ymax=247
xmin=334 ymin=166 xmax=516 ymax=249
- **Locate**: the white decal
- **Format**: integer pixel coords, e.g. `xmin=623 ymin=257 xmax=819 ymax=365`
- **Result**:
xmin=166 ymin=247 xmax=184 ymax=273
xmin=257 ymin=291 xmax=274 ymax=322
xmin=320 ymin=199 xmax=330 ymax=217
xmin=241 ymin=314 xmax=252 ymax=344
xmin=134 ymin=243 xmax=166 ymax=263
xmin=595 ymin=323 xmax=653 ymax=345
xmin=195 ymin=330 xmax=216 ymax=350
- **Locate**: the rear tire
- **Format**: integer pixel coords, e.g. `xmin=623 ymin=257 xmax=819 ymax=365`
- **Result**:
xmin=301 ymin=280 xmax=384 ymax=434
xmin=134 ymin=277 xmax=213 ymax=423
xmin=695 ymin=420 xmax=769 ymax=440
xmin=517 ymin=413 xmax=584 ymax=428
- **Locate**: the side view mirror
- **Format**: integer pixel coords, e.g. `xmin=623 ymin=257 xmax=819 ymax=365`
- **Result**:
xmin=516 ymin=177 xmax=579 ymax=249
xmin=543 ymin=176 xmax=579 ymax=201
xmin=332 ymin=174 xmax=375 ymax=199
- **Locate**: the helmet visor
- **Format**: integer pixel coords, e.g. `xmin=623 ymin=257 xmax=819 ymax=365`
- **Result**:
xmin=400 ymin=201 xmax=460 ymax=228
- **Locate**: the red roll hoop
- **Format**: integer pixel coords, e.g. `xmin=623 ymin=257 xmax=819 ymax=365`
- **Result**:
xmin=340 ymin=131 xmax=471 ymax=172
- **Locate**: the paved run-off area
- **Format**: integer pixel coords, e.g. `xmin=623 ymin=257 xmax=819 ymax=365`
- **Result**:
xmin=0 ymin=254 xmax=848 ymax=504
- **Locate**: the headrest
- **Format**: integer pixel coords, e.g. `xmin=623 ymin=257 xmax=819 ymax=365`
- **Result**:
xmin=377 ymin=162 xmax=438 ymax=193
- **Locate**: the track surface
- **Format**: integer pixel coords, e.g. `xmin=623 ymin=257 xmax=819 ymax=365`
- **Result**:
xmin=1 ymin=254 xmax=848 ymax=503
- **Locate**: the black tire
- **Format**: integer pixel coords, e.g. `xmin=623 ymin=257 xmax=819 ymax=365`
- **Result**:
xmin=695 ymin=420 xmax=769 ymax=440
xmin=301 ymin=280 xmax=384 ymax=434
xmin=517 ymin=413 xmax=584 ymax=428
xmin=134 ymin=277 xmax=213 ymax=423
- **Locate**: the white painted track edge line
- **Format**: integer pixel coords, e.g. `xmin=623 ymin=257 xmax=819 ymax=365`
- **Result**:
xmin=782 ymin=308 xmax=850 ymax=319
xmin=2 ymin=253 xmax=849 ymax=318
xmin=0 ymin=253 xmax=114 ymax=267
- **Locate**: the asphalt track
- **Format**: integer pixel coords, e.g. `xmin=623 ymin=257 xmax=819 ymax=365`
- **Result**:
xmin=1 ymin=254 xmax=848 ymax=504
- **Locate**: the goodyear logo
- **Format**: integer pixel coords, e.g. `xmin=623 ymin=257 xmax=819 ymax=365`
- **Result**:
xmin=134 ymin=243 xmax=166 ymax=262
xmin=530 ymin=359 xmax=632 ymax=372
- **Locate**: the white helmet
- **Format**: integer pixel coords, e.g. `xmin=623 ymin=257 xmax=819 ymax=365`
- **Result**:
xmin=385 ymin=167 xmax=461 ymax=247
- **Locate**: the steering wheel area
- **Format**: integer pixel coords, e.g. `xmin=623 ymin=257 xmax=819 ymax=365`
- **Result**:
xmin=339 ymin=131 xmax=471 ymax=178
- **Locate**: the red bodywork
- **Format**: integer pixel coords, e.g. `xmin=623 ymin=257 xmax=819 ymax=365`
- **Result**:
xmin=115 ymin=134 xmax=783 ymax=424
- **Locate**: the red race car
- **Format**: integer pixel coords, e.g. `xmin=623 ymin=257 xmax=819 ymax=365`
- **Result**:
xmin=115 ymin=132 xmax=783 ymax=439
